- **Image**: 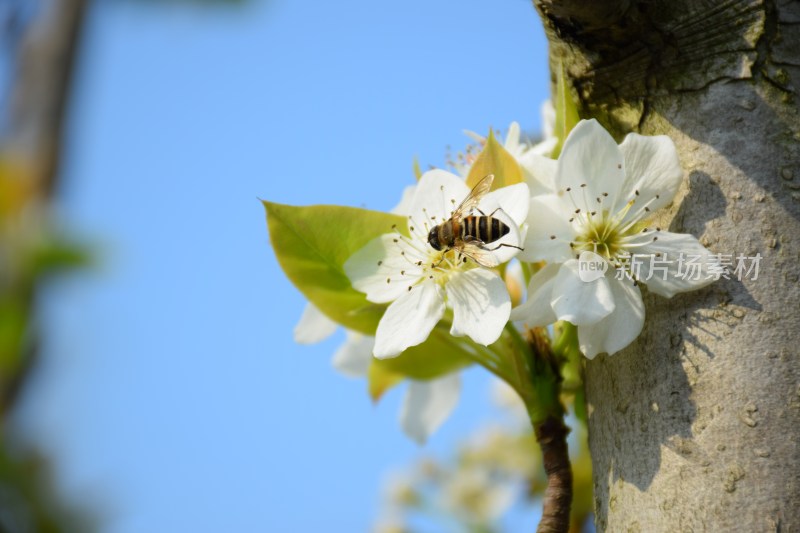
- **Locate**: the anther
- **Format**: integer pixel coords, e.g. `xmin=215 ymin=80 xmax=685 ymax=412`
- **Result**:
xmin=580 ymin=183 xmax=587 ymax=188
xmin=386 ymin=278 xmax=391 ymax=283
xmin=602 ymin=192 xmax=608 ymax=197
xmin=550 ymin=235 xmax=556 ymax=240
xmin=377 ymin=260 xmax=383 ymax=266
xmin=635 ymin=190 xmax=640 ymax=196
xmin=575 ymin=208 xmax=581 ymax=214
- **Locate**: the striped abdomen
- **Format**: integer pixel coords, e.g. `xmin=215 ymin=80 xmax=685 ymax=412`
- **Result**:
xmin=460 ymin=216 xmax=509 ymax=244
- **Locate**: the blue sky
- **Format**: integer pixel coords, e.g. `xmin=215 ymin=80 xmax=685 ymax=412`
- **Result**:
xmin=18 ymin=0 xmax=550 ymax=531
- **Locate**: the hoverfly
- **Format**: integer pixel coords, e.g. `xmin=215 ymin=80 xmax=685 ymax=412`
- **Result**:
xmin=427 ymin=174 xmax=522 ymax=267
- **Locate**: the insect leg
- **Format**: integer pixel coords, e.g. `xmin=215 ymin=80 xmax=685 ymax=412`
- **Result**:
xmin=485 ymin=242 xmax=524 ymax=251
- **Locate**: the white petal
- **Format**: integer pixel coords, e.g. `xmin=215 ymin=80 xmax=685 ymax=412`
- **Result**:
xmin=510 ymin=263 xmax=560 ymax=325
xmin=344 ymin=234 xmax=426 ymax=304
xmin=410 ymin=169 xmax=470 ymax=224
xmin=617 ymin=133 xmax=683 ymax=215
xmin=331 ymin=332 xmax=374 ymax=377
xmin=578 ymin=277 xmax=644 ymax=358
xmin=530 ymin=137 xmax=558 ymax=158
xmin=481 ymin=206 xmax=524 ymax=264
xmin=504 ymin=121 xmax=522 ymax=155
xmin=518 ymin=194 xmax=575 ymax=263
xmin=541 ymin=99 xmax=555 ymax=141
xmin=373 ymin=280 xmax=445 ymax=358
xmin=293 ymin=302 xmax=338 ymax=344
xmin=551 ymin=260 xmax=615 ymax=325
xmin=518 ymin=151 xmax=557 ymax=195
xmin=399 ymin=373 xmax=461 ymax=444
xmin=555 ymin=119 xmax=625 ymax=206
xmin=446 ymin=269 xmax=511 ymax=346
xmin=463 ymin=129 xmax=485 ymax=144
xmin=482 ymin=183 xmax=530 ymax=226
xmin=466 ymin=182 xmax=530 ymax=265
xmin=504 ymin=259 xmax=525 ymax=304
xmin=390 ymin=185 xmax=417 ymax=216
xmin=625 ymin=231 xmax=720 ymax=298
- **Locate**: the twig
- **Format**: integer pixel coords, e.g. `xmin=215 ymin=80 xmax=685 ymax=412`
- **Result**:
xmin=535 ymin=416 xmax=573 ymax=533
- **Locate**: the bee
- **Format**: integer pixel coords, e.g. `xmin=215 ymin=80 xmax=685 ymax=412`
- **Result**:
xmin=427 ymin=174 xmax=522 ymax=267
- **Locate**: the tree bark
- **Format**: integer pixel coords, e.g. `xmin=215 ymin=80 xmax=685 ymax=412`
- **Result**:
xmin=534 ymin=1 xmax=800 ymax=531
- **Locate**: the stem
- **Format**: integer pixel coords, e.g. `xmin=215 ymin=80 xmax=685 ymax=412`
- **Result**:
xmin=444 ymin=321 xmax=574 ymax=532
xmin=521 ymin=327 xmax=573 ymax=533
xmin=534 ymin=417 xmax=573 ymax=533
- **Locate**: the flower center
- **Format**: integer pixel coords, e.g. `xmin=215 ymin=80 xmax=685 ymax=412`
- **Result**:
xmin=573 ymin=212 xmax=623 ymax=260
xmin=423 ymin=249 xmax=472 ymax=286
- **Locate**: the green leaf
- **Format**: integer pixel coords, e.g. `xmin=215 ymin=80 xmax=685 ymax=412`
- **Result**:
xmin=264 ymin=202 xmax=405 ymax=335
xmin=465 ymin=130 xmax=523 ymax=189
xmin=28 ymin=239 xmax=91 ymax=278
xmin=367 ymin=362 xmax=405 ymax=401
xmin=552 ymin=61 xmax=581 ymax=159
xmin=0 ymin=298 xmax=28 ymax=380
xmin=367 ymin=328 xmax=473 ymax=401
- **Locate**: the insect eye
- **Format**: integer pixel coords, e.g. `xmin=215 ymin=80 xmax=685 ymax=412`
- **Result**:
xmin=427 ymin=228 xmax=441 ymax=250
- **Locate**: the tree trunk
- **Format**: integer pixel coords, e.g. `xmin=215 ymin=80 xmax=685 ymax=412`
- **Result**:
xmin=534 ymin=1 xmax=800 ymax=531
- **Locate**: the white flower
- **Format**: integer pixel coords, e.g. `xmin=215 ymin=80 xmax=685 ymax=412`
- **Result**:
xmin=345 ymin=170 xmax=529 ymax=358
xmin=512 ymin=119 xmax=718 ymax=358
xmin=454 ymin=122 xmax=533 ymax=178
xmin=529 ymin=100 xmax=558 ymax=157
xmin=294 ymin=303 xmax=461 ymax=444
xmin=455 ymin=109 xmax=557 ymax=179
xmin=293 ymin=300 xmax=339 ymax=344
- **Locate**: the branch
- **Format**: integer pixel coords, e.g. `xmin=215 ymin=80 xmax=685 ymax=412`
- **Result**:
xmin=523 ymin=328 xmax=573 ymax=533
xmin=535 ymin=417 xmax=573 ymax=533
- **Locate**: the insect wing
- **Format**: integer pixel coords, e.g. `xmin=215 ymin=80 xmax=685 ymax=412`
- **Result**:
xmin=455 ymin=239 xmax=500 ymax=268
xmin=451 ymin=174 xmax=494 ymax=221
